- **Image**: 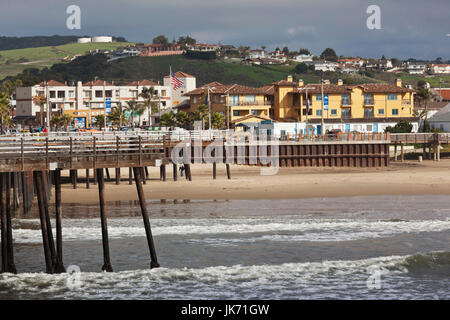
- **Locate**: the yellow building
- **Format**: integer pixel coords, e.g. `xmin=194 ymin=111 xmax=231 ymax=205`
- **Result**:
xmin=183 ymin=82 xmax=274 ymax=126
xmin=272 ymin=77 xmax=415 ymax=123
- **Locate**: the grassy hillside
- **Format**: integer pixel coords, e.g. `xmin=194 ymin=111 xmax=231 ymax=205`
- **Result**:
xmin=0 ymin=42 xmax=133 ymax=79
xmin=4 ymin=53 xmax=448 ymax=89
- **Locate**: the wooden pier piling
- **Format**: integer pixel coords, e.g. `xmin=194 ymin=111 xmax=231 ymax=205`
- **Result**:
xmin=0 ymin=173 xmax=8 ymax=273
xmin=54 ymin=169 xmax=65 ymax=273
xmin=5 ymin=173 xmax=17 ymax=274
xmin=96 ymin=168 xmax=113 ymax=272
xmin=133 ymin=167 xmax=159 ymax=269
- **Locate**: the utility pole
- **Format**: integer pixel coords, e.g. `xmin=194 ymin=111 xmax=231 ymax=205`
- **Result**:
xmin=103 ymin=81 xmax=107 ymax=131
xmin=321 ymin=79 xmax=325 ymax=136
xmin=45 ymin=81 xmax=50 ymax=131
xmin=208 ymin=87 xmax=212 ymax=131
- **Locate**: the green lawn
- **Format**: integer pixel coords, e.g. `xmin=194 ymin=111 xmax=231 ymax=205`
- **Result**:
xmin=0 ymin=42 xmax=132 ymax=79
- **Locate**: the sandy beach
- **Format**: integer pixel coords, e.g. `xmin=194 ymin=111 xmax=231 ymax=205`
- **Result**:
xmin=56 ymin=159 xmax=450 ymax=204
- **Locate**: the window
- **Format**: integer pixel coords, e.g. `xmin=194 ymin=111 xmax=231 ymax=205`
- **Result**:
xmin=302 ymin=109 xmax=312 ymax=116
xmin=57 ymin=91 xmax=65 ymax=98
xmin=105 ymin=90 xmax=112 ymax=98
xmin=233 ymin=110 xmax=240 ymax=116
xmin=162 ymin=101 xmax=166 ymax=107
xmin=331 ymin=109 xmax=337 ymax=115
xmin=251 ymin=110 xmax=259 ymax=115
xmin=49 ymin=91 xmax=56 ymax=98
xmin=95 ymin=91 xmax=103 ymax=98
xmin=392 ymin=109 xmax=399 ymax=115
xmin=316 ymin=109 xmax=322 ymax=116
xmin=364 ymin=108 xmax=374 ymax=118
xmin=364 ymin=94 xmax=374 ymax=105
xmin=341 ymin=94 xmax=350 ymax=105
xmin=68 ymin=91 xmax=75 ymax=98
xmin=387 ymin=94 xmax=398 ymax=100
xmin=366 ymin=125 xmax=373 ymax=131
xmin=378 ymin=109 xmax=385 ymax=115
xmin=245 ymin=95 xmax=256 ymax=103
xmin=342 ymin=109 xmax=351 ymax=118
xmin=84 ymin=91 xmax=91 ymax=98
xmin=154 ymin=90 xmax=159 ymax=95
xmin=161 ymin=90 xmax=167 ymax=96
xmin=230 ymin=95 xmax=239 ymax=106
xmin=115 ymin=90 xmax=120 ymax=97
xmin=316 ymin=95 xmax=322 ymax=101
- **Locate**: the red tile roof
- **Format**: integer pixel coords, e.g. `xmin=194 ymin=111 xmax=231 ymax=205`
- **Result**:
xmin=435 ymin=89 xmax=450 ymax=100
xmin=125 ymin=79 xmax=159 ymax=86
xmin=38 ymin=80 xmax=65 ymax=86
xmin=185 ymin=83 xmax=272 ymax=96
xmin=83 ymin=80 xmax=114 ymax=86
xmin=163 ymin=71 xmax=195 ymax=78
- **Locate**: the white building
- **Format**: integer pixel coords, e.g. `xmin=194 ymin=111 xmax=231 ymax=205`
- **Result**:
xmin=313 ymin=61 xmax=338 ymax=72
xmin=247 ymin=49 xmax=266 ymax=59
xmin=430 ymin=64 xmax=450 ymax=74
xmin=186 ymin=44 xmax=220 ymax=52
xmin=429 ymin=103 xmax=450 ymax=132
xmin=14 ymin=74 xmax=195 ymax=128
xmin=163 ymin=71 xmax=197 ymax=108
xmin=77 ymin=36 xmax=113 ymax=44
xmin=293 ymin=54 xmax=314 ymax=63
xmin=406 ymin=62 xmax=426 ymax=74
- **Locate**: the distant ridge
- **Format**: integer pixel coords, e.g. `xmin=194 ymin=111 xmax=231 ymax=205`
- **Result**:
xmin=0 ymin=35 xmax=127 ymax=51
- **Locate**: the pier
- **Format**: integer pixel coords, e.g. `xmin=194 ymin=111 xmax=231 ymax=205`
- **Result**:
xmin=0 ymin=130 xmax=397 ymax=274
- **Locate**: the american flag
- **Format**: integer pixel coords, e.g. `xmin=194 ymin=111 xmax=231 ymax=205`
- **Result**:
xmin=170 ymin=71 xmax=184 ymax=90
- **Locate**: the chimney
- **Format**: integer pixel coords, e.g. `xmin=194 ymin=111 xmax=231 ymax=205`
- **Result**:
xmin=298 ymin=79 xmax=304 ymax=87
xmin=395 ymin=79 xmax=402 ymax=87
xmin=337 ymin=79 xmax=343 ymax=86
xmin=287 ymin=75 xmax=293 ymax=82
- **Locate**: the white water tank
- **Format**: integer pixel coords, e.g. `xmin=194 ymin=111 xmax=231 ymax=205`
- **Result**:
xmin=77 ymin=37 xmax=92 ymax=44
xmin=92 ymin=36 xmax=113 ymax=43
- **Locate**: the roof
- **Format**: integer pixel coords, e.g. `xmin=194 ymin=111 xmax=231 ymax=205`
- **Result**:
xmin=184 ymin=83 xmax=271 ymax=96
xmin=163 ymin=71 xmax=195 ymax=79
xmin=429 ymin=104 xmax=450 ymax=122
xmin=231 ymin=114 xmax=272 ymax=124
xmin=435 ymin=89 xmax=450 ymax=100
xmin=38 ymin=80 xmax=65 ymax=87
xmin=83 ymin=80 xmax=114 ymax=86
xmin=415 ymin=101 xmax=449 ymax=110
xmin=300 ymin=83 xmax=414 ymax=94
xmin=125 ymin=79 xmax=159 ymax=86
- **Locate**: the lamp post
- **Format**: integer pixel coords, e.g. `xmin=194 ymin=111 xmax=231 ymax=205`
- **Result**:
xmin=321 ymin=78 xmax=325 ymax=136
xmin=207 ymin=87 xmax=212 ymax=131
xmin=220 ymin=93 xmax=230 ymax=130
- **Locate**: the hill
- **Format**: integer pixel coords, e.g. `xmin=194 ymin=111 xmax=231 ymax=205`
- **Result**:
xmin=3 ymin=54 xmax=383 ymax=88
xmin=0 ymin=41 xmax=133 ymax=80
xmin=0 ymin=35 xmax=127 ymax=51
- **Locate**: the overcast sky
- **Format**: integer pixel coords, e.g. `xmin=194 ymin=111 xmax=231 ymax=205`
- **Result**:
xmin=1 ymin=0 xmax=449 ymax=59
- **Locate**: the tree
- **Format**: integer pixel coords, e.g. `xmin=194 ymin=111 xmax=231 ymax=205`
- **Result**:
xmin=299 ymin=48 xmax=310 ymax=55
xmin=60 ymin=114 xmax=73 ymax=130
xmin=385 ymin=120 xmax=413 ymax=133
xmin=139 ymin=86 xmax=158 ymax=126
xmin=282 ymin=46 xmax=289 ymax=55
xmin=210 ymin=112 xmax=225 ymax=129
xmin=178 ymin=35 xmax=196 ymax=46
xmin=175 ymin=111 xmax=189 ymax=128
xmin=108 ymin=107 xmax=127 ymax=127
xmin=95 ymin=114 xmax=106 ymax=129
xmin=0 ymin=92 xmax=11 ymax=134
xmin=197 ymin=104 xmax=209 ymax=129
xmin=261 ymin=45 xmax=266 ymax=51
xmin=294 ymin=63 xmax=308 ymax=74
xmin=160 ymin=111 xmax=176 ymax=127
xmin=416 ymin=87 xmax=433 ymax=132
xmin=124 ymin=99 xmax=145 ymax=127
xmin=320 ymin=48 xmax=338 ymax=61
xmin=152 ymin=35 xmax=169 ymax=46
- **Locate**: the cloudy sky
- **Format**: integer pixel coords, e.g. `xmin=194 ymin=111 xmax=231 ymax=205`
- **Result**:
xmin=1 ymin=0 xmax=449 ymax=59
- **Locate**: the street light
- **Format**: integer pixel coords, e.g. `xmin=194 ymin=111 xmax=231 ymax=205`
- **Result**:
xmin=220 ymin=93 xmax=230 ymax=130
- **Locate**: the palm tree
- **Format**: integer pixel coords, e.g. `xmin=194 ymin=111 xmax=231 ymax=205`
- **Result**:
xmin=160 ymin=111 xmax=176 ymax=127
xmin=175 ymin=111 xmax=189 ymax=128
xmin=139 ymin=87 xmax=158 ymax=126
xmin=210 ymin=112 xmax=225 ymax=129
xmin=95 ymin=114 xmax=106 ymax=129
xmin=416 ymin=86 xmax=433 ymax=132
xmin=108 ymin=107 xmax=127 ymax=127
xmin=197 ymin=104 xmax=208 ymax=129
xmin=124 ymin=99 xmax=145 ymax=128
xmin=61 ymin=114 xmax=73 ymax=131
xmin=0 ymin=92 xmax=11 ymax=135
xmin=50 ymin=116 xmax=62 ymax=130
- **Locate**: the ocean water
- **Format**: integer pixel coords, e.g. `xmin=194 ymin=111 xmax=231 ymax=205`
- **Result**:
xmin=0 ymin=195 xmax=449 ymax=300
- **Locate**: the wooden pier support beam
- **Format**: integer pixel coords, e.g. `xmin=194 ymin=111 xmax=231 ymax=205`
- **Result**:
xmin=5 ymin=173 xmax=16 ymax=274
xmin=145 ymin=167 xmax=149 ymax=180
xmin=401 ymin=143 xmax=405 ymax=162
xmin=142 ymin=167 xmax=147 ymax=185
xmin=128 ymin=168 xmax=133 ymax=185
xmin=33 ymin=171 xmax=53 ymax=274
xmin=105 ymin=168 xmax=111 ymax=181
xmin=96 ymin=168 xmax=113 ymax=272
xmin=70 ymin=169 xmax=78 ymax=189
xmin=226 ymin=164 xmax=231 ymax=180
xmin=0 ymin=173 xmax=8 ymax=273
xmin=173 ymin=163 xmax=177 ymax=181
xmin=212 ymin=162 xmax=217 ymax=180
xmin=84 ymin=169 xmax=89 ymax=189
xmin=115 ymin=168 xmax=120 ymax=185
xmin=54 ymin=169 xmax=65 ymax=273
xmin=161 ymin=165 xmax=166 ymax=182
xmin=394 ymin=144 xmax=398 ymax=161
xmin=437 ymin=144 xmax=441 ymax=161
xmin=185 ymin=164 xmax=192 ymax=181
xmin=133 ymin=167 xmax=160 ymax=269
